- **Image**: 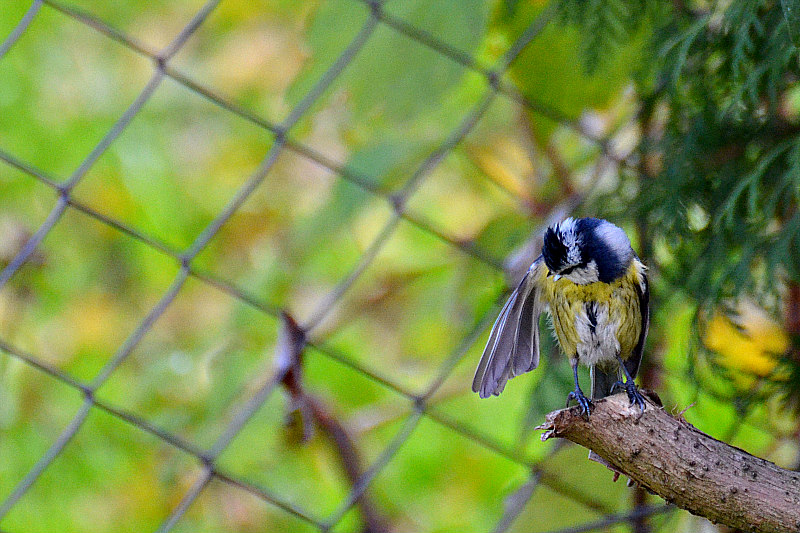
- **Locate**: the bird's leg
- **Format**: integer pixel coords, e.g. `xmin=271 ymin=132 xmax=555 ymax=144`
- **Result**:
xmin=611 ymin=355 xmax=646 ymax=412
xmin=566 ymin=357 xmax=592 ymax=417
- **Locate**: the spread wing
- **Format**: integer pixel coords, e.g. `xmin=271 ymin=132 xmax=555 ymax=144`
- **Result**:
xmin=472 ymin=257 xmax=546 ymax=398
xmin=624 ymin=259 xmax=649 ymax=380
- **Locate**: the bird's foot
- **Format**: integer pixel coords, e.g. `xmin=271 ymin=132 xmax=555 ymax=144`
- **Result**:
xmin=566 ymin=388 xmax=593 ymax=418
xmin=612 ymin=380 xmax=647 ymax=413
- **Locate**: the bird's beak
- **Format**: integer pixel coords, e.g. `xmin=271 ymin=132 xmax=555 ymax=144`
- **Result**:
xmin=547 ymin=270 xmax=562 ymax=281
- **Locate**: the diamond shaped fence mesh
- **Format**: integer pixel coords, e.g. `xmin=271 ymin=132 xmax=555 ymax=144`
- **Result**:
xmin=0 ymin=1 xmax=785 ymax=532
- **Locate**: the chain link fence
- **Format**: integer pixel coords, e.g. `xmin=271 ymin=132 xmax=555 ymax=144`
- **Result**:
xmin=0 ymin=1 xmax=753 ymax=531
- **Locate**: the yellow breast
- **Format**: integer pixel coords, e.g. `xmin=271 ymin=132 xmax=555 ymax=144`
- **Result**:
xmin=540 ymin=261 xmax=644 ymax=360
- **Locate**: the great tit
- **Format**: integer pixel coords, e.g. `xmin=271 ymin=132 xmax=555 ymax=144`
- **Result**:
xmin=472 ymin=217 xmax=649 ymax=416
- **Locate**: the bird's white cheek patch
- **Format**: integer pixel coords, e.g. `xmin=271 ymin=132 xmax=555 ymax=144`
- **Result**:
xmin=576 ymin=304 xmax=620 ymax=366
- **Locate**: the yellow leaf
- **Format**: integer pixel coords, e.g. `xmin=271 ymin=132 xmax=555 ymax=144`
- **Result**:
xmin=703 ymin=300 xmax=788 ymax=377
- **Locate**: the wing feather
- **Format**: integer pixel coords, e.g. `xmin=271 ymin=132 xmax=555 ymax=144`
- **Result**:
xmin=624 ymin=259 xmax=649 ymax=380
xmin=473 ymin=258 xmax=545 ymax=398
xmin=471 ymin=290 xmax=518 ymax=394
xmin=511 ymin=272 xmax=540 ymax=375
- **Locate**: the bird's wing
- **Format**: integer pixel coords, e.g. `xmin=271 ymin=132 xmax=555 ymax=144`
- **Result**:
xmin=472 ymin=257 xmax=546 ymax=398
xmin=624 ymin=259 xmax=649 ymax=380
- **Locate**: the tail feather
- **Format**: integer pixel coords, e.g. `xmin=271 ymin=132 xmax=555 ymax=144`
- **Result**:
xmin=588 ymin=365 xmax=622 ymax=467
xmin=590 ymin=365 xmax=620 ymax=400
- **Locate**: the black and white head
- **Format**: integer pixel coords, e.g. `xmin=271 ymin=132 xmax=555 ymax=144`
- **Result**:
xmin=541 ymin=217 xmax=633 ymax=285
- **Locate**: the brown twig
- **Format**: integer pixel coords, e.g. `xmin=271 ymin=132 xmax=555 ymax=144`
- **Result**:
xmin=305 ymin=395 xmax=387 ymax=533
xmin=278 ymin=313 xmax=387 ymax=533
xmin=785 ymin=282 xmax=800 ymax=365
xmin=536 ymin=394 xmax=800 ymax=533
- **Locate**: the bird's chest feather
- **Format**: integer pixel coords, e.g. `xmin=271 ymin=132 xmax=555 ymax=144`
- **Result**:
xmin=543 ymin=275 xmax=641 ymax=365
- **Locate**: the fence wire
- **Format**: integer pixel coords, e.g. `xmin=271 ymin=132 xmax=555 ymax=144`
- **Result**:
xmin=0 ymin=1 xmax=678 ymax=532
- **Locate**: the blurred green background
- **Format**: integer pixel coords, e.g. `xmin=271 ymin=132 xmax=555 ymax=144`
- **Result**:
xmin=2 ymin=1 xmax=800 ymax=532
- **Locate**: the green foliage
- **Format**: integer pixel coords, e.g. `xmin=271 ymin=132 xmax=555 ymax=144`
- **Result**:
xmin=555 ymin=0 xmax=653 ymax=74
xmin=4 ymin=1 xmax=800 ymax=532
xmin=640 ymin=1 xmax=800 ymax=306
xmin=555 ymin=0 xmax=799 ymax=305
xmin=782 ymin=0 xmax=800 ymax=48
xmin=494 ymin=0 xmax=653 ymax=141
xmin=557 ymin=0 xmax=800 ymax=408
xmin=290 ymin=0 xmax=488 ymax=126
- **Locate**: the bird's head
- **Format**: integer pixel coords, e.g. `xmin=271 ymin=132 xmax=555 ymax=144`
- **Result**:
xmin=542 ymin=217 xmax=633 ymax=285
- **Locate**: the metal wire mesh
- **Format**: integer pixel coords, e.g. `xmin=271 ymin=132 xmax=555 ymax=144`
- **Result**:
xmin=0 ymin=1 xmax=679 ymax=532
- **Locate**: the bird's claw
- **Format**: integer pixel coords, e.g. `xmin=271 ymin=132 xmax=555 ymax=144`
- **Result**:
xmin=566 ymin=388 xmax=593 ymax=418
xmin=612 ymin=380 xmax=647 ymax=413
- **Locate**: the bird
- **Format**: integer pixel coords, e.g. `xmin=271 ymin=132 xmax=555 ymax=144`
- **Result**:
xmin=472 ymin=217 xmax=649 ymax=416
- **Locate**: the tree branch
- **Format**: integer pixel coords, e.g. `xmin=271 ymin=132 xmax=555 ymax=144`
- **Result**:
xmin=535 ymin=394 xmax=800 ymax=533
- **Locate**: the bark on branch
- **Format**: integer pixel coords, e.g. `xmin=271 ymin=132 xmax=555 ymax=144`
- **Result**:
xmin=536 ymin=394 xmax=800 ymax=533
